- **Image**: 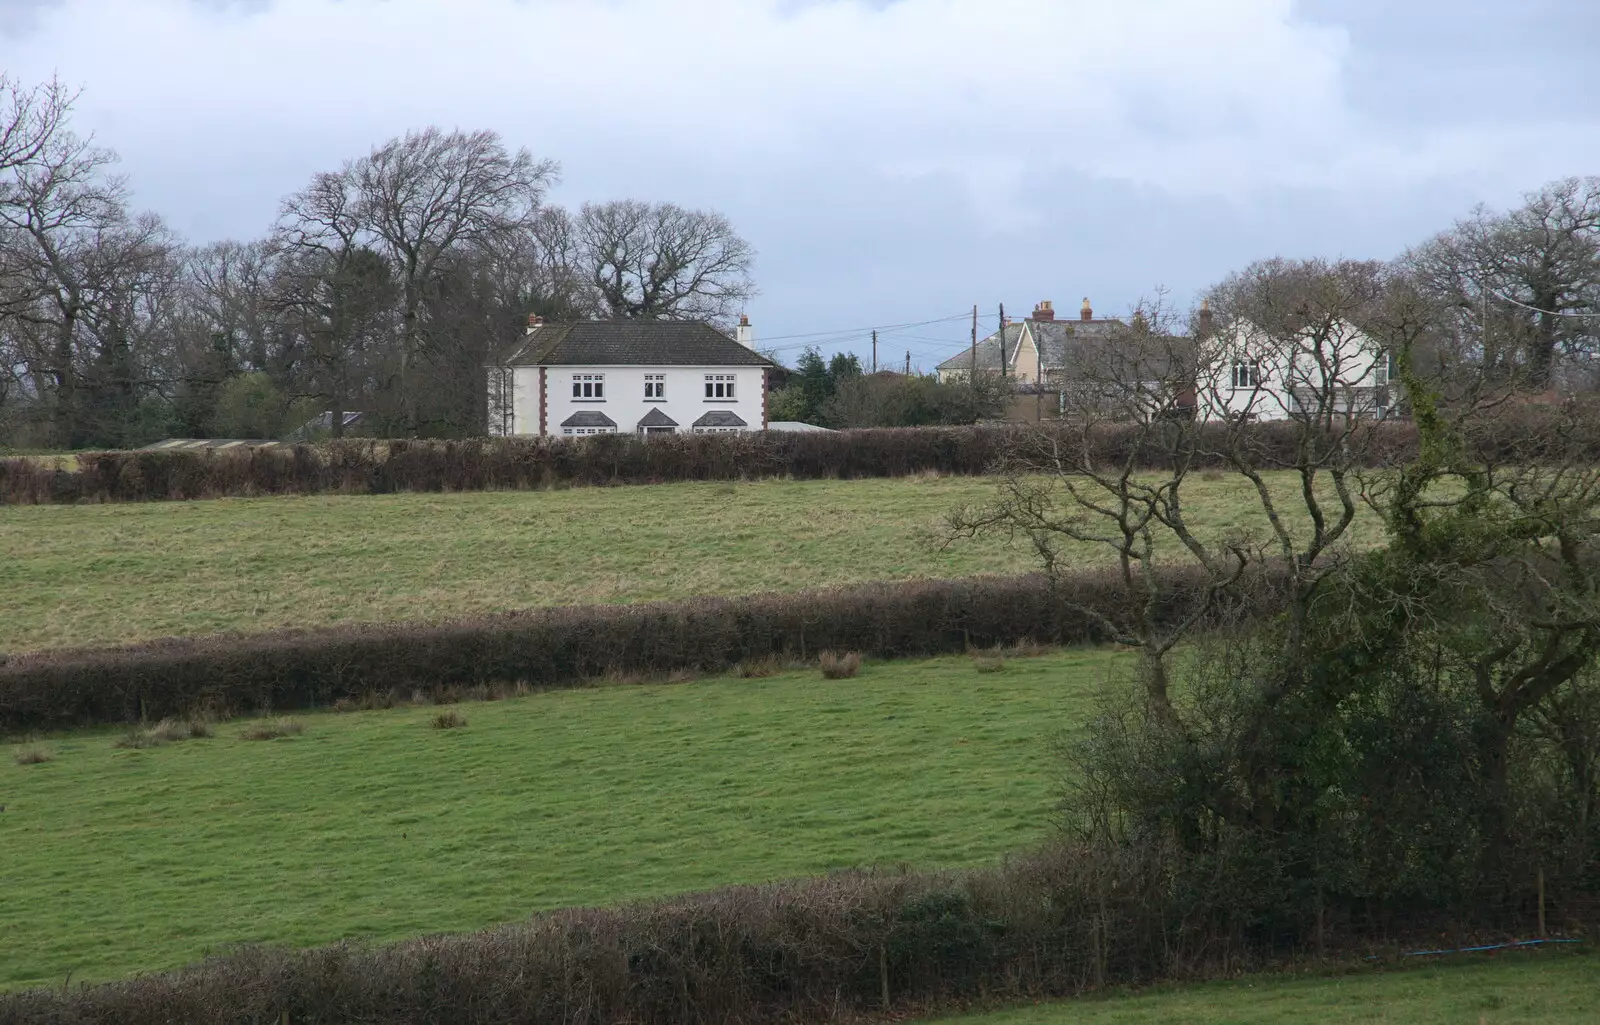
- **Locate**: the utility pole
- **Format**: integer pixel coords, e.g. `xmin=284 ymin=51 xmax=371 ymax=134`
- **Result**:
xmin=998 ymin=303 xmax=1007 ymax=380
xmin=970 ymin=304 xmax=978 ymax=389
xmin=905 ymin=350 xmax=911 ymax=375
xmin=872 ymin=330 xmax=878 ymax=374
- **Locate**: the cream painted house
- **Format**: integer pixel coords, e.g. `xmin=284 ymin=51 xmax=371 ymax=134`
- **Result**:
xmin=487 ymin=316 xmax=774 ymax=437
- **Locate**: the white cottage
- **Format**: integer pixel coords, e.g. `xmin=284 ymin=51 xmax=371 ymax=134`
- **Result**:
xmin=487 ymin=316 xmax=774 ymax=437
xmin=1198 ymin=305 xmax=1397 ymax=423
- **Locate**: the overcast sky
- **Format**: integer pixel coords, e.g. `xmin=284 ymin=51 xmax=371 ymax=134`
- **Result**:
xmin=4 ymin=0 xmax=1597 ymax=366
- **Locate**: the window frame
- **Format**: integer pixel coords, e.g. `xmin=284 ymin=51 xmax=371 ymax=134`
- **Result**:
xmin=703 ymin=373 xmax=737 ymax=401
xmin=572 ymin=373 xmax=606 ymax=401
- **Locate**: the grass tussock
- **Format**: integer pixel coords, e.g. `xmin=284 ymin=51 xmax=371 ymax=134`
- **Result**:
xmin=973 ymin=654 xmax=1008 ymax=674
xmin=430 ymin=710 xmax=468 ymax=730
xmin=737 ymin=654 xmax=785 ymax=679
xmin=239 ymin=718 xmax=304 ymax=741
xmin=11 ymin=744 xmax=53 ymax=765
xmin=819 ymin=650 xmax=862 ymax=679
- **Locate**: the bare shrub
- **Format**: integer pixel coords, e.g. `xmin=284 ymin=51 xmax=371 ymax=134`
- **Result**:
xmin=972 ymin=655 xmax=1007 ymax=674
xmin=430 ymin=710 xmax=467 ymax=730
xmin=737 ymin=654 xmax=784 ymax=679
xmin=819 ymin=651 xmax=862 ymax=679
xmin=11 ymin=745 xmax=53 ymax=765
xmin=144 ymin=718 xmax=211 ymax=743
xmin=332 ymin=697 xmax=358 ymax=714
xmin=239 ymin=718 xmax=304 ymax=741
xmin=113 ymin=728 xmax=165 ymax=750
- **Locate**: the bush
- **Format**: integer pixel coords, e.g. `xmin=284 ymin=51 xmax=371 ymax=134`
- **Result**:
xmin=0 ymin=566 xmax=1290 ymax=733
xmin=11 ymin=744 xmax=52 ymax=765
xmin=819 ymin=651 xmax=862 ymax=679
xmin=431 ymin=711 xmax=467 ymax=730
xmin=972 ymin=654 xmax=1007 ymax=674
xmin=239 ymin=718 xmax=303 ymax=741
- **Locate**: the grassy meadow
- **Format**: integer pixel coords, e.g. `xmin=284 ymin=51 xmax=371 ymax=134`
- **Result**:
xmin=927 ymin=950 xmax=1597 ymax=1025
xmin=0 ymin=472 xmax=1383 ymax=653
xmin=0 ymin=648 xmax=1118 ymax=991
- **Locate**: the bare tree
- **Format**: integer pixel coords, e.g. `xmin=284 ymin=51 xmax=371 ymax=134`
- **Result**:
xmin=0 ymin=74 xmax=78 ymax=320
xmin=1408 ymin=177 xmax=1600 ymax=389
xmin=573 ymin=200 xmax=755 ymax=324
xmin=0 ymin=111 xmax=181 ymax=447
xmin=273 ymin=172 xmax=396 ymax=438
xmin=944 ymin=295 xmax=1246 ymax=728
xmin=348 ymin=127 xmax=556 ymax=426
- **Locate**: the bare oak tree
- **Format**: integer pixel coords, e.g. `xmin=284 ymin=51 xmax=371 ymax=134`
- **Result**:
xmin=573 ymin=200 xmax=755 ymax=324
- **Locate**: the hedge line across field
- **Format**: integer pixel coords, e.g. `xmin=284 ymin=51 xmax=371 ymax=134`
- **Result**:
xmin=0 ymin=422 xmax=1422 ymax=504
xmin=0 ymin=840 xmax=1578 ymax=1025
xmin=0 ymin=567 xmax=1286 ymax=733
xmin=4 ymin=409 xmax=1587 ymax=505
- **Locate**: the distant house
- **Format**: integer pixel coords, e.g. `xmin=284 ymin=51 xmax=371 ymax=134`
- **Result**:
xmin=487 ymin=316 xmax=776 ymax=437
xmin=937 ymin=297 xmax=1398 ymax=423
xmin=936 ymin=298 xmax=1126 ymax=388
xmin=291 ymin=411 xmax=365 ymax=440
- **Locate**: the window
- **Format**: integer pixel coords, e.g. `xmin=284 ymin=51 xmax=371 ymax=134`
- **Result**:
xmin=704 ymin=374 xmax=736 ymax=400
xmin=693 ymin=426 xmax=741 ymax=434
xmin=561 ymin=426 xmax=616 ymax=436
xmin=1230 ymin=360 xmax=1259 ymax=390
xmin=572 ymin=373 xmax=605 ymax=400
xmin=644 ymin=374 xmax=665 ymax=399
xmin=1373 ymin=352 xmax=1393 ymax=387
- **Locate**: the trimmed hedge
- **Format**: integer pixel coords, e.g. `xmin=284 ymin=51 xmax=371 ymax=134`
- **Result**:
xmin=0 ymin=567 xmax=1286 ymax=733
xmin=1 ymin=840 xmax=1582 ymax=1024
xmin=4 ymin=411 xmax=1592 ymax=506
xmin=0 ymin=845 xmax=1175 ymax=1025
xmin=0 ymin=424 xmax=1403 ymax=505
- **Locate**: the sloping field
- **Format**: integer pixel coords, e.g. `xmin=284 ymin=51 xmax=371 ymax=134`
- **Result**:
xmin=0 ymin=648 xmax=1116 ymax=991
xmin=924 ymin=949 xmax=1596 ymax=1025
xmin=0 ymin=473 xmax=1374 ymax=653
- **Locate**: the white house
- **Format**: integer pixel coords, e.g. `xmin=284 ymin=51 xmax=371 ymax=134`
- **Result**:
xmin=1198 ymin=305 xmax=1397 ymax=423
xmin=487 ymin=316 xmax=774 ymax=437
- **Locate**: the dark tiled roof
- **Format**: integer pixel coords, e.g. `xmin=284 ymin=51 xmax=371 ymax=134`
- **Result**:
xmin=505 ymin=321 xmax=774 ymax=367
xmin=560 ymin=411 xmax=617 ymax=428
xmin=637 ymin=407 xmax=678 ymax=428
xmin=693 ymin=410 xmax=748 ymax=428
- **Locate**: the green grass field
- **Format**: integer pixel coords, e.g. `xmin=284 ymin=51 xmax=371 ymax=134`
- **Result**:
xmin=927 ymin=950 xmax=1597 ymax=1024
xmin=0 ymin=473 xmax=1378 ymax=653
xmin=0 ymin=648 xmax=1118 ymax=991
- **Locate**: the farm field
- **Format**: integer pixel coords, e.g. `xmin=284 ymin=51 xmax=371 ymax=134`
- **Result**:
xmin=0 ymin=647 xmax=1118 ymax=991
xmin=0 ymin=472 xmax=1378 ymax=653
xmin=925 ymin=949 xmax=1597 ymax=1025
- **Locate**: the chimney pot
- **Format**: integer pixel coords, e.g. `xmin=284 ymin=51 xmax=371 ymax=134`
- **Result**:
xmin=1032 ymin=300 xmax=1055 ymax=322
xmin=1080 ymin=297 xmax=1093 ymax=321
xmin=526 ymin=313 xmax=544 ymax=335
xmin=735 ymin=314 xmax=754 ymax=349
xmin=1198 ymin=298 xmax=1214 ymax=335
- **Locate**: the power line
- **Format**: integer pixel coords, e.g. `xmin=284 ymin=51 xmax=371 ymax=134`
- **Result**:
xmin=1485 ymin=286 xmax=1600 ymax=320
xmin=752 ymin=312 xmax=974 ymax=344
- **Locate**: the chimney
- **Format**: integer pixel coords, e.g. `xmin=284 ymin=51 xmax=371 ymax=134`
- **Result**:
xmin=1032 ymin=300 xmax=1055 ymax=322
xmin=525 ymin=313 xmax=544 ymax=336
xmin=1198 ymin=297 xmax=1213 ymax=336
xmin=1080 ymin=297 xmax=1093 ymax=321
xmin=735 ymin=313 xmax=754 ymax=349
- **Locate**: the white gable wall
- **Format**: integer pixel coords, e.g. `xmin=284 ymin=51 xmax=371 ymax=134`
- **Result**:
xmin=507 ymin=364 xmax=766 ymax=436
xmin=1198 ymin=322 xmax=1393 ymax=422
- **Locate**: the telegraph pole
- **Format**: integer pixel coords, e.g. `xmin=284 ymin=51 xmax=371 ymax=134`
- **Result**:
xmin=872 ymin=330 xmax=878 ymax=374
xmin=905 ymin=350 xmax=911 ymax=375
xmin=970 ymin=304 xmax=978 ymax=389
xmin=998 ymin=303 xmax=1007 ymax=380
